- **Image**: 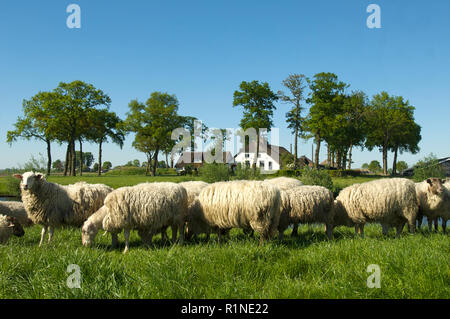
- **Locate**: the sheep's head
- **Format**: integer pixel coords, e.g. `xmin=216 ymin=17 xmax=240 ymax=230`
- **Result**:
xmin=332 ymin=199 xmax=354 ymax=227
xmin=81 ymin=220 xmax=99 ymax=247
xmin=13 ymin=172 xmax=45 ymax=191
xmin=426 ymin=178 xmax=444 ymax=196
xmin=6 ymin=216 xmax=25 ymax=237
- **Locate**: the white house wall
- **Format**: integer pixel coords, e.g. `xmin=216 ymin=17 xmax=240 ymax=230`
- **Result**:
xmin=234 ymin=152 xmax=280 ymax=171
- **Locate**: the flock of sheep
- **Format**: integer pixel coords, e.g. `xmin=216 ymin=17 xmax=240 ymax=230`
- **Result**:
xmin=0 ymin=173 xmax=448 ymax=252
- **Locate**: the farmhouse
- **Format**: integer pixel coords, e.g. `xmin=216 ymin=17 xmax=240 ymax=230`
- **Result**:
xmin=402 ymin=156 xmax=450 ymax=177
xmin=234 ymin=139 xmax=291 ymax=172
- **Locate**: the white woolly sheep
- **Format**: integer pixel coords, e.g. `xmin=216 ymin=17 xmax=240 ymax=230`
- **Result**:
xmin=436 ymin=180 xmax=450 ymax=233
xmin=197 ymin=180 xmax=281 ymax=244
xmin=102 ymin=182 xmax=188 ymax=253
xmin=0 ymin=201 xmax=33 ymax=227
xmin=333 ymin=178 xmax=418 ymax=237
xmin=0 ymin=215 xmax=24 ymax=244
xmin=81 ymin=206 xmax=118 ymax=247
xmin=278 ymin=185 xmax=334 ymax=240
xmin=14 ymin=172 xmax=113 ymax=246
xmin=415 ymin=178 xmax=446 ymax=232
xmin=264 ymin=177 xmax=304 ymax=237
xmin=179 ymin=181 xmax=211 ymax=240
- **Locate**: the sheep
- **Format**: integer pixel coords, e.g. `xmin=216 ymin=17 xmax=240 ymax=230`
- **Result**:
xmin=81 ymin=206 xmax=118 ymax=248
xmin=436 ymin=180 xmax=450 ymax=234
xmin=0 ymin=201 xmax=33 ymax=227
xmin=277 ymin=185 xmax=334 ymax=240
xmin=0 ymin=215 xmax=25 ymax=244
xmin=264 ymin=177 xmax=304 ymax=237
xmin=13 ymin=172 xmax=113 ymax=246
xmin=333 ymin=178 xmax=418 ymax=237
xmin=415 ymin=178 xmax=446 ymax=232
xmin=197 ymin=180 xmax=281 ymax=244
xmin=102 ymin=182 xmax=188 ymax=253
xmin=179 ymin=181 xmax=211 ymax=240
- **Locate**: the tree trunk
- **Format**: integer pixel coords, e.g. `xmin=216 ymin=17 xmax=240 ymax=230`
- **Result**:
xmin=327 ymin=145 xmax=331 ymax=168
xmin=336 ymin=151 xmax=341 ymax=170
xmin=46 ymin=139 xmax=52 ymax=176
xmin=71 ymin=140 xmax=76 ymax=176
xmin=152 ymin=147 xmax=160 ymax=177
xmin=79 ymin=139 xmax=83 ymax=176
xmin=314 ymin=133 xmax=320 ymax=168
xmin=170 ymin=152 xmax=174 ymax=168
xmin=331 ymin=151 xmax=335 ymax=168
xmin=64 ymin=143 xmax=70 ymax=176
xmin=382 ymin=146 xmax=388 ymax=175
xmin=145 ymin=154 xmax=151 ymax=176
xmin=392 ymin=146 xmax=398 ymax=175
xmin=253 ymin=130 xmax=260 ymax=172
xmin=165 ymin=152 xmax=169 ymax=169
xmin=342 ymin=149 xmax=347 ymax=170
xmin=294 ymin=127 xmax=298 ymax=169
xmin=347 ymin=144 xmax=353 ymax=170
xmin=98 ymin=140 xmax=103 ymax=176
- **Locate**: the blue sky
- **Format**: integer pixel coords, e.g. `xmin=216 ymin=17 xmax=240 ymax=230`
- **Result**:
xmin=0 ymin=0 xmax=449 ymax=169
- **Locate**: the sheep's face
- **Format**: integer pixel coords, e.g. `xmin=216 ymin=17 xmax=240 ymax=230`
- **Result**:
xmin=426 ymin=178 xmax=444 ymax=196
xmin=81 ymin=222 xmax=98 ymax=246
xmin=333 ymin=200 xmax=354 ymax=227
xmin=6 ymin=216 xmax=25 ymax=237
xmin=14 ymin=172 xmax=45 ymax=191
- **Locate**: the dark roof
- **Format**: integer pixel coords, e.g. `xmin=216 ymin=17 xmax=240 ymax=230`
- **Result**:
xmin=175 ymin=151 xmax=234 ymax=168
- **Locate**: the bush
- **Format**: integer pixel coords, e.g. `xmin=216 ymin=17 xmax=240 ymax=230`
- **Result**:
xmin=104 ymin=167 xmax=148 ymax=176
xmin=232 ymin=164 xmax=261 ymax=180
xmin=156 ymin=168 xmax=177 ymax=176
xmin=5 ymin=176 xmax=21 ymax=197
xmin=199 ymin=163 xmax=230 ymax=183
xmin=413 ymin=154 xmax=445 ymax=182
xmin=277 ymin=169 xmax=301 ymax=177
xmin=299 ymin=167 xmax=334 ymax=190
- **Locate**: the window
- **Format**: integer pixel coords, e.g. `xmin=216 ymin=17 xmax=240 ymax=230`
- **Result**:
xmin=259 ymin=161 xmax=265 ymax=169
xmin=245 ymin=153 xmax=249 ymax=158
xmin=268 ymin=162 xmax=272 ymax=170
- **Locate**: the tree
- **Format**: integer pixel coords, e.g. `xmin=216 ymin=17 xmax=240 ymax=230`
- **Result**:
xmin=102 ymin=161 xmax=113 ymax=170
xmin=124 ymin=93 xmax=185 ymax=176
xmin=368 ymin=160 xmax=382 ymax=173
xmin=52 ymin=160 xmax=64 ymax=172
xmin=413 ymin=153 xmax=445 ymax=182
xmin=304 ymin=73 xmax=347 ymax=168
xmin=396 ymin=161 xmax=408 ymax=173
xmin=233 ymin=80 xmax=278 ymax=171
xmin=7 ymin=91 xmax=61 ymax=175
xmin=54 ymin=81 xmax=111 ymax=176
xmin=75 ymin=151 xmax=94 ymax=170
xmin=365 ymin=92 xmax=421 ymax=175
xmin=278 ymin=74 xmax=308 ymax=169
xmin=361 ymin=163 xmax=369 ymax=169
xmin=86 ymin=109 xmax=124 ymax=176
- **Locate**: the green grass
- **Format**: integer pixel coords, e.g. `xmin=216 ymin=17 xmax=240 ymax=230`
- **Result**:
xmin=0 ymin=225 xmax=448 ymax=298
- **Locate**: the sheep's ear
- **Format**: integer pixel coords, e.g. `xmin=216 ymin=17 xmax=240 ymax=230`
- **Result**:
xmin=35 ymin=173 xmax=45 ymax=180
xmin=13 ymin=174 xmax=22 ymax=180
xmin=426 ymin=178 xmax=432 ymax=185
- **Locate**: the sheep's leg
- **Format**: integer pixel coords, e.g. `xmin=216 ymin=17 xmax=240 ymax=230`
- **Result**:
xmin=416 ymin=215 xmax=423 ymax=230
xmin=428 ymin=218 xmax=433 ymax=232
xmin=218 ymin=230 xmax=222 ymax=244
xmin=407 ymin=220 xmax=415 ymax=235
xmin=259 ymin=234 xmax=264 ymax=246
xmin=171 ymin=225 xmax=178 ymax=243
xmin=291 ymin=223 xmax=299 ymax=237
xmin=442 ymin=218 xmax=447 ymax=234
xmin=178 ymin=223 xmax=185 ymax=245
xmin=39 ymin=226 xmax=48 ymax=247
xmin=325 ymin=223 xmax=333 ymax=240
xmin=382 ymin=224 xmax=389 ymax=236
xmin=161 ymin=227 xmax=168 ymax=245
xmin=396 ymin=224 xmax=404 ymax=238
xmin=357 ymin=224 xmax=365 ymax=238
xmin=434 ymin=218 xmax=439 ymax=232
xmin=205 ymin=232 xmax=210 ymax=241
xmin=48 ymin=226 xmax=54 ymax=243
xmin=111 ymin=232 xmax=119 ymax=248
xmin=123 ymin=229 xmax=130 ymax=254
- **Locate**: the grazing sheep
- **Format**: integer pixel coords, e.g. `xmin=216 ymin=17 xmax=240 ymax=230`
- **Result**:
xmin=264 ymin=177 xmax=304 ymax=237
xmin=198 ymin=180 xmax=281 ymax=244
xmin=179 ymin=181 xmax=211 ymax=240
xmin=102 ymin=182 xmax=188 ymax=253
xmin=81 ymin=206 xmax=118 ymax=248
xmin=437 ymin=180 xmax=450 ymax=234
xmin=0 ymin=201 xmax=33 ymax=227
xmin=13 ymin=172 xmax=113 ymax=246
xmin=0 ymin=215 xmax=25 ymax=244
xmin=415 ymin=178 xmax=446 ymax=232
xmin=278 ymin=186 xmax=334 ymax=240
xmin=333 ymin=178 xmax=418 ymax=237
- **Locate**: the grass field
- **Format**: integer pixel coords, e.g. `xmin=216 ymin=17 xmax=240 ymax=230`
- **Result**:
xmin=0 ymin=174 xmax=448 ymax=299
xmin=0 ymin=224 xmax=448 ymax=298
